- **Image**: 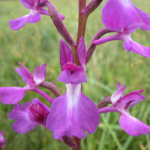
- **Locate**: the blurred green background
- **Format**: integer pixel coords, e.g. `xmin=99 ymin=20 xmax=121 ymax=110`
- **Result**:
xmin=0 ymin=0 xmax=150 ymax=149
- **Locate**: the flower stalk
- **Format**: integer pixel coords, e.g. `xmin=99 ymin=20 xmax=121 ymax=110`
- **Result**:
xmin=40 ymin=81 xmax=62 ymax=97
xmin=40 ymin=1 xmax=75 ymax=47
xmin=86 ymin=28 xmax=113 ymax=63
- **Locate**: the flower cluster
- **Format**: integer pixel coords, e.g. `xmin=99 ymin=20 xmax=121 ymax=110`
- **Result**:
xmin=99 ymin=83 xmax=150 ymax=136
xmin=1 ymin=0 xmax=150 ymax=149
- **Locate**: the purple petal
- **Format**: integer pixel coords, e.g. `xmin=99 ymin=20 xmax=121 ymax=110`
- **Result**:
xmin=27 ymin=14 xmax=41 ymax=23
xmin=20 ymin=0 xmax=35 ymax=9
xmin=58 ymin=70 xmax=71 ymax=84
xmin=129 ymin=40 xmax=150 ymax=57
xmin=9 ymin=103 xmax=37 ymax=134
xmin=0 ymin=87 xmax=26 ymax=104
xmin=33 ymin=64 xmax=46 ymax=85
xmin=60 ymin=39 xmax=74 ymax=68
xmin=77 ymin=37 xmax=86 ymax=70
xmin=9 ymin=15 xmax=31 ymax=30
xmin=46 ymin=84 xmax=99 ymax=139
xmin=117 ymin=90 xmax=145 ymax=109
xmin=16 ymin=62 xmax=34 ymax=85
xmin=111 ymin=85 xmax=126 ymax=105
xmin=102 ymin=0 xmax=150 ymax=32
xmin=70 ymin=70 xmax=87 ymax=84
xmin=119 ymin=113 xmax=150 ymax=136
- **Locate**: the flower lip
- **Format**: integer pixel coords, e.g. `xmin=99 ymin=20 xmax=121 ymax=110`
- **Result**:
xmin=46 ymin=83 xmax=100 ymax=139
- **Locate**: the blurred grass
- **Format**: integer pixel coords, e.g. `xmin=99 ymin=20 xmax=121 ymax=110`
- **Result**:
xmin=0 ymin=0 xmax=150 ymax=149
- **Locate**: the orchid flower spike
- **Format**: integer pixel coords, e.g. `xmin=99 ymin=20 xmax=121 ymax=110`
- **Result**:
xmin=46 ymin=38 xmax=100 ymax=139
xmin=94 ymin=0 xmax=150 ymax=57
xmin=9 ymin=98 xmax=50 ymax=134
xmin=9 ymin=0 xmax=65 ymax=30
xmin=99 ymin=82 xmax=150 ymax=136
xmin=0 ymin=63 xmax=47 ymax=104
